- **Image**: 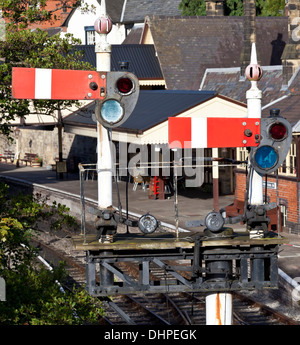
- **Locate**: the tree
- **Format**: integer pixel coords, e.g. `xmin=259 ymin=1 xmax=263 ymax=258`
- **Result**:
xmin=178 ymin=0 xmax=285 ymax=17
xmin=0 ymin=0 xmax=95 ymax=137
xmin=257 ymin=0 xmax=285 ymax=16
xmin=0 ymin=0 xmax=80 ymax=30
xmin=179 ymin=0 xmax=206 ymax=16
xmin=225 ymin=0 xmax=244 ymax=16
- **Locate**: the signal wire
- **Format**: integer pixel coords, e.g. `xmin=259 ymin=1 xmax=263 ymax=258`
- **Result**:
xmin=107 ymin=128 xmax=123 ymax=222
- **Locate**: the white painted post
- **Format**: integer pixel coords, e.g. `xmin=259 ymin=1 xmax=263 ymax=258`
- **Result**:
xmin=95 ymin=3 xmax=113 ymax=210
xmin=246 ymin=43 xmax=263 ymax=206
xmin=212 ymin=147 xmax=219 ymax=211
xmin=206 ymin=293 xmax=233 ymax=325
xmin=205 ymin=43 xmax=262 ymax=326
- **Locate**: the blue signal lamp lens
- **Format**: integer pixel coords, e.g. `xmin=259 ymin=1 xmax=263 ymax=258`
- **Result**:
xmin=254 ymin=145 xmax=278 ymax=170
xmin=100 ymin=99 xmax=124 ymax=124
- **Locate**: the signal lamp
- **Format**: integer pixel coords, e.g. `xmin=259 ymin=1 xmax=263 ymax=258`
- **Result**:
xmin=138 ymin=213 xmax=158 ymax=234
xmin=96 ymin=71 xmax=140 ymax=128
xmin=254 ymin=146 xmax=278 ymax=170
xmin=116 ymin=77 xmax=134 ymax=95
xmin=269 ymin=123 xmax=286 ymax=140
xmin=249 ymin=109 xmax=292 ymax=175
xmin=100 ymin=99 xmax=124 ymax=125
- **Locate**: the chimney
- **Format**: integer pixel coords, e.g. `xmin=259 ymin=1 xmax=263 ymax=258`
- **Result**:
xmin=281 ymin=0 xmax=300 ymax=87
xmin=240 ymin=0 xmax=256 ymax=78
xmin=205 ymin=0 xmax=224 ymax=16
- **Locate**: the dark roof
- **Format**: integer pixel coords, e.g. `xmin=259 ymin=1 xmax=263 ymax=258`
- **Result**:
xmin=106 ymin=0 xmax=125 ymax=23
xmin=120 ymin=90 xmax=216 ymax=131
xmin=201 ymin=66 xmax=286 ymax=107
xmin=121 ymin=0 xmax=181 ymax=24
xmin=111 ymin=45 xmax=163 ymax=78
xmin=64 ymin=90 xmax=216 ymax=132
xmin=74 ymin=45 xmax=96 ymax=67
xmin=145 ymin=16 xmax=288 ymax=90
xmin=44 ymin=27 xmax=63 ymax=37
xmin=74 ymin=44 xmax=163 ymax=79
xmin=262 ymin=93 xmax=300 ymax=128
xmin=122 ymin=26 xmax=143 ymax=44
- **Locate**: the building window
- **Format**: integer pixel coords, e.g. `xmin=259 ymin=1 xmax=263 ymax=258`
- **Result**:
xmin=279 ymin=140 xmax=296 ymax=177
xmin=236 ymin=147 xmax=249 ymax=169
xmin=280 ymin=205 xmax=287 ymax=227
xmin=85 ymin=26 xmax=96 ymax=45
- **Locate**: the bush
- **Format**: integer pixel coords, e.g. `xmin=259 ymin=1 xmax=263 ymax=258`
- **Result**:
xmin=0 ymin=183 xmax=104 ymax=324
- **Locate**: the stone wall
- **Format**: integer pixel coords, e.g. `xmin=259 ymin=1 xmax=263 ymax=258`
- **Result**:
xmin=0 ymin=127 xmax=97 ymax=171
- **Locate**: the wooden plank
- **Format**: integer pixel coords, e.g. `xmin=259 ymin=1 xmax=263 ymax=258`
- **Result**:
xmin=72 ymin=232 xmax=288 ymax=251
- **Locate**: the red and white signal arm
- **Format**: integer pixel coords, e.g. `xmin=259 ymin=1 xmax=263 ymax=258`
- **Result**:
xmin=12 ymin=67 xmax=106 ymax=100
xmin=168 ymin=117 xmax=261 ymax=149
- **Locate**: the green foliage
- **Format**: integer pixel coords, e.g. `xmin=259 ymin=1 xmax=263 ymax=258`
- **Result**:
xmin=178 ymin=0 xmax=285 ymax=17
xmin=225 ymin=0 xmax=244 ymax=16
xmin=0 ymin=0 xmax=95 ymax=138
xmin=0 ymin=183 xmax=103 ymax=324
xmin=1 ymin=264 xmax=104 ymax=325
xmin=256 ymin=0 xmax=285 ymax=16
xmin=179 ymin=0 xmax=206 ymax=16
xmin=0 ymin=0 xmax=79 ymax=30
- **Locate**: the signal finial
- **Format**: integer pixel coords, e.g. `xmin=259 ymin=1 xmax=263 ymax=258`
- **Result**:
xmin=245 ymin=43 xmax=263 ymax=82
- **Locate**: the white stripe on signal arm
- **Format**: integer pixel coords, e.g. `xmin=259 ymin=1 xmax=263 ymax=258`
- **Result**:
xmin=191 ymin=118 xmax=207 ymax=148
xmin=35 ymin=68 xmax=52 ymax=99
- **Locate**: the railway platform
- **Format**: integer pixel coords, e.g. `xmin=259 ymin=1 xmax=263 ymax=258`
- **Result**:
xmin=0 ymin=163 xmax=300 ymax=281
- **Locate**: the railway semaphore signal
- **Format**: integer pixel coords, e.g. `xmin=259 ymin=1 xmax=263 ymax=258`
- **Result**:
xmin=96 ymin=71 xmax=139 ymax=128
xmin=12 ymin=67 xmax=139 ymax=129
xmin=249 ymin=108 xmax=292 ymax=175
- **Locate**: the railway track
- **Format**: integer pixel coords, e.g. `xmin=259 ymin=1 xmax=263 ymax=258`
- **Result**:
xmin=32 ymin=230 xmax=300 ymax=326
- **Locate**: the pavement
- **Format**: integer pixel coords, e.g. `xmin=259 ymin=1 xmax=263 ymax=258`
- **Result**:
xmin=0 ymin=162 xmax=300 ymax=280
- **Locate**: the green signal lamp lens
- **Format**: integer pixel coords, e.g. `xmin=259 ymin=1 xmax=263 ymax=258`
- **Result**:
xmin=100 ymin=99 xmax=124 ymax=124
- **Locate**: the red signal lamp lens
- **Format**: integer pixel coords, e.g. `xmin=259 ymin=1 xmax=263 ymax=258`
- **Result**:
xmin=269 ymin=123 xmax=287 ymax=140
xmin=116 ymin=77 xmax=133 ymax=95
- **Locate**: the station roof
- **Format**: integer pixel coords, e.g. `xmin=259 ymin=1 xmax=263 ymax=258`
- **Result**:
xmin=64 ymin=90 xmax=217 ymax=133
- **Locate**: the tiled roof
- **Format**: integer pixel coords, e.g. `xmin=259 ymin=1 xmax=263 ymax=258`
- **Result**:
xmin=262 ymin=93 xmax=300 ymax=128
xmin=145 ymin=16 xmax=288 ymax=90
xmin=201 ymin=66 xmax=286 ymax=107
xmin=122 ymin=26 xmax=144 ymax=44
xmin=121 ymin=0 xmax=181 ymax=23
xmin=106 ymin=0 xmax=125 ymax=23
